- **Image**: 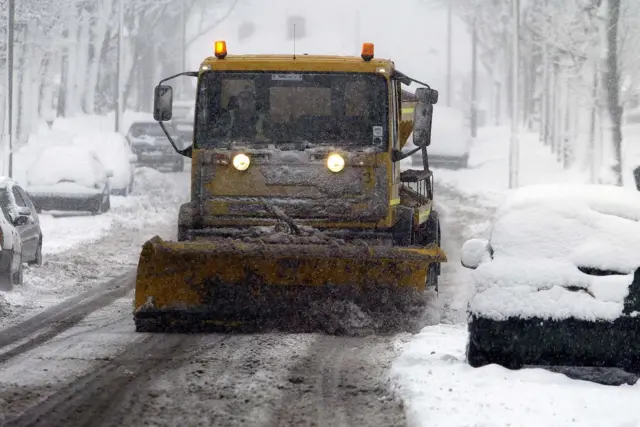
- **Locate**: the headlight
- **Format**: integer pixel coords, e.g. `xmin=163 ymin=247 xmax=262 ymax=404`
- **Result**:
xmin=326 ymin=153 xmax=345 ymax=173
xmin=232 ymin=153 xmax=250 ymax=171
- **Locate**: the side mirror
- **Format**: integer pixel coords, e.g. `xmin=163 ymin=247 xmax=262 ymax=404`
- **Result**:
xmin=17 ymin=206 xmax=31 ymax=216
xmin=415 ymin=87 xmax=439 ymax=104
xmin=412 ymin=102 xmax=433 ymax=147
xmin=106 ymin=169 xmax=114 ymax=178
xmin=129 ymin=154 xmax=138 ymax=163
xmin=153 ymin=85 xmax=174 ymax=122
xmin=460 ymin=238 xmax=491 ymax=269
xmin=14 ymin=216 xmax=29 ymax=226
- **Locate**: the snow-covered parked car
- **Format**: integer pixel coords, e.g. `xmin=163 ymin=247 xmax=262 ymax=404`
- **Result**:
xmin=125 ymin=121 xmax=185 ymax=172
xmin=0 ymin=196 xmax=26 ymax=291
xmin=0 ymin=178 xmax=43 ymax=269
xmin=26 ymin=146 xmax=113 ymax=215
xmin=406 ymin=105 xmax=473 ymax=169
xmin=461 ymin=184 xmax=640 ymax=374
xmin=73 ymin=133 xmax=137 ymax=196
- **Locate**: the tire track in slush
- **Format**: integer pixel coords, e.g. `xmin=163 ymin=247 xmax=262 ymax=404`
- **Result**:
xmin=0 ymin=271 xmax=135 ymax=365
xmin=269 ymin=335 xmax=406 ymax=427
xmin=1 ymin=334 xmax=199 ymax=427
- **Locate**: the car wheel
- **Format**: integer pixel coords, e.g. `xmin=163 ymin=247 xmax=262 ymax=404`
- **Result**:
xmin=102 ymin=194 xmax=111 ymax=213
xmin=27 ymin=237 xmax=43 ymax=267
xmin=13 ymin=262 xmax=23 ymax=286
xmin=0 ymin=266 xmax=12 ymax=291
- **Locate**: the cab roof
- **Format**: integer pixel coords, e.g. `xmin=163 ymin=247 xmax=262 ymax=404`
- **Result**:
xmin=200 ymin=54 xmax=395 ymax=74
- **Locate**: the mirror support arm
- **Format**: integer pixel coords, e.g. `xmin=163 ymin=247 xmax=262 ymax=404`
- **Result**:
xmin=158 ymin=121 xmax=192 ymax=157
xmin=156 ymin=71 xmax=198 ymax=158
xmin=392 ymin=145 xmax=423 ymax=162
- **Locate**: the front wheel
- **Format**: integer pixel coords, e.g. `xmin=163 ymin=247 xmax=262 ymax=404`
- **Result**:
xmin=27 ymin=238 xmax=43 ymax=267
xmin=92 ymin=192 xmax=111 ymax=215
xmin=13 ymin=262 xmax=23 ymax=286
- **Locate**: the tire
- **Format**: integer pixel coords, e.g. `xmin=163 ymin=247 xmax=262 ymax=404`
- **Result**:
xmin=103 ymin=194 xmax=111 ymax=212
xmin=0 ymin=253 xmax=19 ymax=291
xmin=177 ymin=225 xmax=189 ymax=241
xmin=0 ymin=267 xmax=12 ymax=292
xmin=13 ymin=262 xmax=23 ymax=286
xmin=92 ymin=192 xmax=110 ymax=215
xmin=27 ymin=237 xmax=43 ymax=267
xmin=392 ymin=206 xmax=414 ymax=246
xmin=423 ymin=210 xmax=440 ymax=246
xmin=422 ymin=211 xmax=441 ymax=275
xmin=466 ymin=336 xmax=490 ymax=368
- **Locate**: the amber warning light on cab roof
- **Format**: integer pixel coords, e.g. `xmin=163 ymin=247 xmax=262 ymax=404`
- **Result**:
xmin=361 ymin=43 xmax=374 ymax=61
xmin=214 ymin=40 xmax=227 ymax=59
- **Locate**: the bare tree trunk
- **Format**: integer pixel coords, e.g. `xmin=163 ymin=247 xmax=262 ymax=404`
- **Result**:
xmin=588 ymin=68 xmax=598 ymax=182
xmin=542 ymin=44 xmax=550 ymax=145
xmin=605 ymin=0 xmax=623 ymax=185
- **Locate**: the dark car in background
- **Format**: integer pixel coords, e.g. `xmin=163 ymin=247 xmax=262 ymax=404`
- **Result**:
xmin=125 ymin=121 xmax=185 ymax=172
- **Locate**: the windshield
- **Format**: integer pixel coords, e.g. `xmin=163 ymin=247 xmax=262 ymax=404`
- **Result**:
xmin=194 ymin=71 xmax=388 ymax=150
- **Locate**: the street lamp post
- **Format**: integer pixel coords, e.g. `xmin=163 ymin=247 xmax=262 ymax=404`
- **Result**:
xmin=509 ymin=0 xmax=520 ymax=189
xmin=6 ymin=0 xmax=14 ymax=177
xmin=115 ymin=0 xmax=124 ymax=133
xmin=446 ymin=4 xmax=452 ymax=107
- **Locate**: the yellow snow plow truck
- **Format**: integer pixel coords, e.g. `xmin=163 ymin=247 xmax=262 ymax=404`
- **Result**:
xmin=133 ymin=41 xmax=446 ymax=334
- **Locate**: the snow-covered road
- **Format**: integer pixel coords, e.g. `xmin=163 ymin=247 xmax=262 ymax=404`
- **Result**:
xmin=0 ymin=162 xmax=476 ymax=427
xmin=0 ymin=272 xmax=410 ymax=426
xmin=1 ymin=126 xmax=638 ymax=427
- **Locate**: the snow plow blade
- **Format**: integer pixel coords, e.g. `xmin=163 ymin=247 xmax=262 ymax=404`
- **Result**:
xmin=133 ymin=236 xmax=446 ymax=334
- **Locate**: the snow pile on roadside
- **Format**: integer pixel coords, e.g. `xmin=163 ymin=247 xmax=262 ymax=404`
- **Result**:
xmin=468 ymin=184 xmax=640 ymax=321
xmin=111 ymin=167 xmax=187 ymax=227
xmin=434 ymin=127 xmax=588 ymax=208
xmin=390 ymin=325 xmax=640 ymax=427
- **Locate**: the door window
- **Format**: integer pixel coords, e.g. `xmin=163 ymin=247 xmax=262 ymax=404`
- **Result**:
xmin=12 ymin=187 xmax=27 ymax=208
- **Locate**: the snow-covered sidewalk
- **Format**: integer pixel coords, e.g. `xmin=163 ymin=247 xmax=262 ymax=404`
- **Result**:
xmin=391 ymin=325 xmax=639 ymax=427
xmin=391 ymin=126 xmax=640 ymax=427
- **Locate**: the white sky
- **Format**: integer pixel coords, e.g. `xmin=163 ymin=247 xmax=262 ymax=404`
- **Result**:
xmin=187 ymin=0 xmax=475 ymax=95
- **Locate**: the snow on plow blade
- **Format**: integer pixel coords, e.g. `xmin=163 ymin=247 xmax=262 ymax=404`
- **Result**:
xmin=133 ymin=235 xmax=446 ymax=334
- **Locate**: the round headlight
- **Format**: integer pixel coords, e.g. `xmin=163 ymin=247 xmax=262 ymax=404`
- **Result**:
xmin=232 ymin=153 xmax=250 ymax=171
xmin=326 ymin=153 xmax=345 ymax=173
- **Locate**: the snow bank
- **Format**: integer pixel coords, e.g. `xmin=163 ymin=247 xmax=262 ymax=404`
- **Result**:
xmin=109 ymin=167 xmax=185 ymax=227
xmin=390 ymin=325 xmax=640 ymax=427
xmin=469 ymin=184 xmax=640 ymax=321
xmin=428 ymin=127 xmax=588 ymax=207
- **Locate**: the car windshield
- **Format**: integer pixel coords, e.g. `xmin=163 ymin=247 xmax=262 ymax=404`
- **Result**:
xmin=194 ymin=71 xmax=388 ymax=150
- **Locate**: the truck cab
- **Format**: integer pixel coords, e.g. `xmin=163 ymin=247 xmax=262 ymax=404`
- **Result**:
xmin=153 ymin=41 xmax=440 ymax=251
